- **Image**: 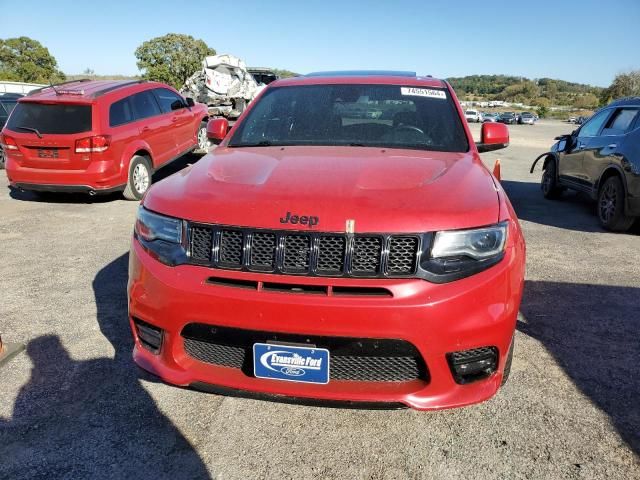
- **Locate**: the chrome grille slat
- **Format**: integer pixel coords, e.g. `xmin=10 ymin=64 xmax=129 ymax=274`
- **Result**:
xmin=187 ymin=224 xmax=423 ymax=278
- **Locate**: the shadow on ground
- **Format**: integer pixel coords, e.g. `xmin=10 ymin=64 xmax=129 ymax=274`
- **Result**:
xmin=0 ymin=252 xmax=210 ymax=479
xmin=502 ymin=179 xmax=640 ymax=235
xmin=7 ymin=153 xmax=199 ymax=204
xmin=518 ymin=280 xmax=640 ymax=454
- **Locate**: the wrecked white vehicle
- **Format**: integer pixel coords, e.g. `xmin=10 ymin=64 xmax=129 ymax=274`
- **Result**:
xmin=180 ymin=54 xmax=277 ymax=120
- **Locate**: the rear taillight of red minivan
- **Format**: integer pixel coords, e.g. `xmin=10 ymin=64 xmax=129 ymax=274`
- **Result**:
xmin=0 ymin=134 xmax=19 ymax=151
xmin=75 ymin=135 xmax=110 ymax=153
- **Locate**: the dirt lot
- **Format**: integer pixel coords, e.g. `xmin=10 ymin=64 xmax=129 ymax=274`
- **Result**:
xmin=0 ymin=120 xmax=638 ymax=479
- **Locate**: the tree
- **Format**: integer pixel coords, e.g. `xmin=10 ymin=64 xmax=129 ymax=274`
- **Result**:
xmin=573 ymin=93 xmax=599 ymax=109
xmin=537 ymin=105 xmax=549 ymax=119
xmin=601 ymin=70 xmax=640 ymax=104
xmin=0 ymin=37 xmax=65 ymax=83
xmin=135 ymin=34 xmax=215 ymax=89
xmin=272 ymin=68 xmax=298 ymax=79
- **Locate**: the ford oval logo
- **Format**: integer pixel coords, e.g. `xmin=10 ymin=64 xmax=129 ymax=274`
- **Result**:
xmin=281 ymin=366 xmax=305 ymax=376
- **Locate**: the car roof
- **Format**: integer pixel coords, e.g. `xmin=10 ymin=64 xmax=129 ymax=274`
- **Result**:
xmin=273 ymin=71 xmax=447 ymax=88
xmin=21 ymin=79 xmax=165 ymax=103
xmin=607 ymin=96 xmax=640 ymax=108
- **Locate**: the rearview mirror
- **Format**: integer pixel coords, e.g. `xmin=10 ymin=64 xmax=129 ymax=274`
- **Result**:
xmin=207 ymin=117 xmax=229 ymax=141
xmin=476 ymin=122 xmax=509 ymax=153
xmin=185 ymin=97 xmax=195 ymax=107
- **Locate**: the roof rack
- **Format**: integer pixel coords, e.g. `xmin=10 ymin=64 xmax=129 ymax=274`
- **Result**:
xmin=305 ymin=70 xmax=417 ymax=78
xmin=91 ymin=80 xmax=147 ymax=98
xmin=27 ymin=79 xmax=92 ymax=96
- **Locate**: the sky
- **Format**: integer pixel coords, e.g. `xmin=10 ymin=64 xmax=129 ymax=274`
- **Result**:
xmin=1 ymin=0 xmax=638 ymax=87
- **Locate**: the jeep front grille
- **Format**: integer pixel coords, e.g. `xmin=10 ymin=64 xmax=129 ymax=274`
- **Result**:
xmin=188 ymin=223 xmax=422 ymax=278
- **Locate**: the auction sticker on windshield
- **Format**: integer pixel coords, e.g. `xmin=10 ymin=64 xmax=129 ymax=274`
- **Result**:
xmin=253 ymin=343 xmax=330 ymax=384
xmin=400 ymin=87 xmax=447 ymax=99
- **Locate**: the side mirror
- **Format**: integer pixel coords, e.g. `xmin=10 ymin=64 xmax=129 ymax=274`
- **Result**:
xmin=476 ymin=122 xmax=509 ymax=153
xmin=185 ymin=97 xmax=195 ymax=107
xmin=170 ymin=99 xmax=184 ymax=111
xmin=207 ymin=117 xmax=229 ymax=141
xmin=554 ymin=134 xmax=572 ymax=152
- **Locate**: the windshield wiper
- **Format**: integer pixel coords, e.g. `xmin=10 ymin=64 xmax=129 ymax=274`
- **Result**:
xmin=16 ymin=126 xmax=43 ymax=139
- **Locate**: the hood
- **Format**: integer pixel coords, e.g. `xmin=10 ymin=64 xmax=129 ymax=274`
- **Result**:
xmin=145 ymin=146 xmax=500 ymax=233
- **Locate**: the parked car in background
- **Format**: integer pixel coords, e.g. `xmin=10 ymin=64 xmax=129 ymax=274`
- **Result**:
xmin=482 ymin=112 xmax=500 ymax=123
xmin=536 ymin=97 xmax=640 ymax=231
xmin=2 ymin=79 xmax=208 ymax=200
xmin=0 ymin=93 xmax=22 ymax=169
xmin=568 ymin=116 xmax=577 ymax=123
xmin=519 ymin=112 xmax=536 ymax=125
xmin=464 ymin=109 xmax=482 ymax=123
xmin=129 ymin=71 xmax=525 ymax=410
xmin=499 ymin=112 xmax=517 ymax=124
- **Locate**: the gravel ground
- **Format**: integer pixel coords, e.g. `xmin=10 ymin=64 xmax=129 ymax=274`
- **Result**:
xmin=0 ymin=120 xmax=638 ymax=479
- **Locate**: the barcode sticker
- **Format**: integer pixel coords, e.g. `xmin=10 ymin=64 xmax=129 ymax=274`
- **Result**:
xmin=400 ymin=87 xmax=447 ymax=99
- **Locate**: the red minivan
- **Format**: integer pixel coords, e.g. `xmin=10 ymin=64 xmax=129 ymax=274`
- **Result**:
xmin=1 ymin=79 xmax=209 ymax=199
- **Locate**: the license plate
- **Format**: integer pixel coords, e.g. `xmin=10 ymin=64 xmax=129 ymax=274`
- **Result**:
xmin=253 ymin=343 xmax=330 ymax=384
xmin=37 ymin=149 xmax=59 ymax=159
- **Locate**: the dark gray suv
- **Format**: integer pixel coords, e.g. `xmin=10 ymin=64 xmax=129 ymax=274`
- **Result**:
xmin=534 ymin=97 xmax=640 ymax=231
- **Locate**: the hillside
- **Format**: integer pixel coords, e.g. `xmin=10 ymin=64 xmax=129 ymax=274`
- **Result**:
xmin=447 ymin=75 xmax=604 ymax=109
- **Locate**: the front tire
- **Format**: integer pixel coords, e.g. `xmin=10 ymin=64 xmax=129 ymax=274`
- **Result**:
xmin=598 ymin=176 xmax=634 ymax=232
xmin=123 ymin=155 xmax=152 ymax=201
xmin=541 ymin=159 xmax=563 ymax=199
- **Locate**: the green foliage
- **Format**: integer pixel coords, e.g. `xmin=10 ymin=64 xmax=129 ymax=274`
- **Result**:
xmin=537 ymin=105 xmax=549 ymax=118
xmin=272 ymin=68 xmax=299 ymax=79
xmin=135 ymin=33 xmax=215 ymax=89
xmin=447 ymin=74 xmax=603 ymax=107
xmin=0 ymin=37 xmax=65 ymax=83
xmin=600 ymin=70 xmax=640 ymax=104
xmin=572 ymin=93 xmax=599 ymax=109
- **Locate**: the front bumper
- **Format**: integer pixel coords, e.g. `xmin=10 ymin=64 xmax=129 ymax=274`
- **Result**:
xmin=128 ymin=233 xmax=525 ymax=410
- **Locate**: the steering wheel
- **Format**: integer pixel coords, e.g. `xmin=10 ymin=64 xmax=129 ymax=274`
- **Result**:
xmin=394 ymin=124 xmax=425 ymax=135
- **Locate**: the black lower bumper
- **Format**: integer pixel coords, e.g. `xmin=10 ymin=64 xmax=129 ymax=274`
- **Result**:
xmin=13 ymin=183 xmax=125 ymax=195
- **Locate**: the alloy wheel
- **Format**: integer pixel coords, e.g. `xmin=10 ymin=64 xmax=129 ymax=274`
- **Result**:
xmin=198 ymin=127 xmax=209 ymax=151
xmin=133 ymin=163 xmax=150 ymax=194
xmin=599 ymin=182 xmax=617 ymax=224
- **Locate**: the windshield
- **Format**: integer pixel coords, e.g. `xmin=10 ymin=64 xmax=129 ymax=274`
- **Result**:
xmin=229 ymin=84 xmax=469 ymax=152
xmin=6 ymin=102 xmax=92 ymax=134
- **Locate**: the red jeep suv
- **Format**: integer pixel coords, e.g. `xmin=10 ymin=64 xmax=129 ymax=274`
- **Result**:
xmin=128 ymin=71 xmax=526 ymax=409
xmin=2 ymin=79 xmax=208 ymax=199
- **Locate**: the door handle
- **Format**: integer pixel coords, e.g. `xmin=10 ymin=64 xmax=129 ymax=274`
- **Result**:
xmin=171 ymin=117 xmax=179 ymax=123
xmin=140 ymin=126 xmax=150 ymax=132
xmin=577 ymin=143 xmax=585 ymax=150
xmin=606 ymin=143 xmax=617 ymax=149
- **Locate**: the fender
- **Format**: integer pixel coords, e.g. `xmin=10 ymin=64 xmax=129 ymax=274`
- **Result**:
xmin=120 ymin=139 xmax=155 ymax=177
xmin=530 ymin=151 xmax=557 ymax=174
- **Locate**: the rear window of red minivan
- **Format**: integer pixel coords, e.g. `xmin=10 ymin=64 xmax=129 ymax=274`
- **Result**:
xmin=6 ymin=102 xmax=92 ymax=134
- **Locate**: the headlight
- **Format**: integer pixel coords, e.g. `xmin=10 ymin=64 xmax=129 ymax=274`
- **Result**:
xmin=431 ymin=223 xmax=507 ymax=260
xmin=134 ymin=207 xmax=186 ymax=266
xmin=135 ymin=207 xmax=182 ymax=243
xmin=421 ymin=222 xmax=508 ymax=282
